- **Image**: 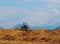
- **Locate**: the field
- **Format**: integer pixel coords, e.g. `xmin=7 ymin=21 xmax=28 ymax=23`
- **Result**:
xmin=0 ymin=28 xmax=60 ymax=44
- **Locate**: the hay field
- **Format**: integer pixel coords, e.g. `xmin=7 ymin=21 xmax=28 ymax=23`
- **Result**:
xmin=0 ymin=28 xmax=60 ymax=44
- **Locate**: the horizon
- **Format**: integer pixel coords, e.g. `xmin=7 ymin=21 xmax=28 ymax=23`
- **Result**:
xmin=0 ymin=23 xmax=59 ymax=30
xmin=0 ymin=0 xmax=60 ymax=29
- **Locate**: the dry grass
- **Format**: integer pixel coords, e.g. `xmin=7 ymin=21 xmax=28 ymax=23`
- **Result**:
xmin=0 ymin=28 xmax=60 ymax=44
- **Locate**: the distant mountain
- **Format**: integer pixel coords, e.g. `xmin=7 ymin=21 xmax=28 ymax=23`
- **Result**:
xmin=0 ymin=26 xmax=3 ymax=28
xmin=13 ymin=24 xmax=53 ymax=29
xmin=57 ymin=26 xmax=60 ymax=28
xmin=54 ymin=26 xmax=60 ymax=31
xmin=13 ymin=24 xmax=59 ymax=30
xmin=13 ymin=24 xmax=22 ymax=28
xmin=55 ymin=26 xmax=60 ymax=29
xmin=30 ymin=26 xmax=41 ymax=29
xmin=13 ymin=24 xmax=36 ymax=29
xmin=0 ymin=27 xmax=2 ymax=28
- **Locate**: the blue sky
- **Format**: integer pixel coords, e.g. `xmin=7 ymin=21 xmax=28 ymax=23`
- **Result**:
xmin=0 ymin=0 xmax=60 ymax=29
